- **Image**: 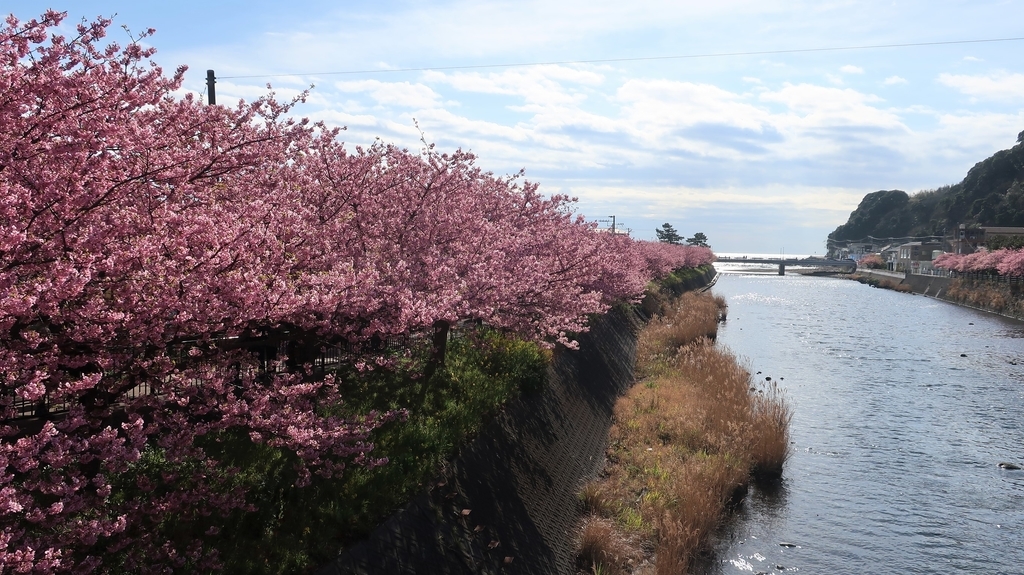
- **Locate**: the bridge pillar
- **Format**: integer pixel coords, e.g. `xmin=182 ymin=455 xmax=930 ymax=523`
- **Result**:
xmin=778 ymin=263 xmax=785 ymax=275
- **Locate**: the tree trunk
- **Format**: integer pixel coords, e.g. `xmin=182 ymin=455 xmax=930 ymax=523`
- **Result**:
xmin=419 ymin=320 xmax=451 ymax=402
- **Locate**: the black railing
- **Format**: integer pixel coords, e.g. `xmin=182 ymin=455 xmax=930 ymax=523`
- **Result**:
xmin=947 ymin=271 xmax=1024 ymax=284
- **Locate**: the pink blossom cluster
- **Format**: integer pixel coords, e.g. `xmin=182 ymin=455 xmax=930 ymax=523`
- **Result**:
xmin=636 ymin=241 xmax=716 ymax=278
xmin=0 ymin=12 xmax=715 ymax=572
xmin=933 ymin=249 xmax=1024 ymax=276
xmin=858 ymin=254 xmax=885 ymax=269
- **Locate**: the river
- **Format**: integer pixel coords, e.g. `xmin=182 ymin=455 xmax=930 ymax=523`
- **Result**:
xmin=707 ymin=270 xmax=1024 ymax=574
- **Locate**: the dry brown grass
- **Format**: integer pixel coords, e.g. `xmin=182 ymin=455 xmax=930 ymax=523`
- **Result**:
xmin=945 ymin=279 xmax=1024 ymax=315
xmin=576 ymin=515 xmax=640 ymax=575
xmin=635 ymin=292 xmax=723 ymax=380
xmin=713 ymin=294 xmax=728 ymax=321
xmin=577 ymin=292 xmax=790 ymax=574
xmin=748 ymin=381 xmax=792 ymax=479
xmin=878 ymin=279 xmax=913 ymax=293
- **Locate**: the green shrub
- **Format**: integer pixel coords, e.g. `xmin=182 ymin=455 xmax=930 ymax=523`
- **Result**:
xmin=145 ymin=329 xmax=549 ymax=574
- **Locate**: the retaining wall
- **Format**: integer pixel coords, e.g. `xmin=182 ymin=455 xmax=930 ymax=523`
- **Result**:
xmin=852 ymin=269 xmax=1024 ymax=320
xmin=901 ymin=273 xmax=953 ymax=298
xmin=317 ymin=266 xmax=716 ymax=575
xmin=854 ymin=269 xmax=951 ymax=297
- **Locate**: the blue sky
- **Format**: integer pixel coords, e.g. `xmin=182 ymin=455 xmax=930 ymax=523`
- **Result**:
xmin=8 ymin=1 xmax=1024 ymax=254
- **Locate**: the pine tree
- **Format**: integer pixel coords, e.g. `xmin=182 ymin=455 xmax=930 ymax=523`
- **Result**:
xmin=656 ymin=223 xmax=683 ymax=244
xmin=686 ymin=232 xmax=710 ymax=247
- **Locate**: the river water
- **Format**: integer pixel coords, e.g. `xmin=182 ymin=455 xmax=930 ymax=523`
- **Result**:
xmin=707 ymin=270 xmax=1024 ymax=575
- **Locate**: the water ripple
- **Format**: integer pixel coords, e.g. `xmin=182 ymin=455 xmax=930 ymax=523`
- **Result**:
xmin=708 ymin=274 xmax=1024 ymax=575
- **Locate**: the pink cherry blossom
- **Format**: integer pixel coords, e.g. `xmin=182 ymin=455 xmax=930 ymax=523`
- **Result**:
xmin=935 ymin=248 xmax=1024 ymax=276
xmin=0 ymin=12 xmax=716 ymax=572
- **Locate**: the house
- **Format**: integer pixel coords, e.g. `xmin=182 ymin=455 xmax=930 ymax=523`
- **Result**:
xmin=846 ymin=241 xmax=877 ymax=258
xmin=879 ymin=244 xmax=900 ymax=270
xmin=954 ymin=225 xmax=985 ymax=253
xmin=981 ymin=226 xmax=1024 ymax=245
xmin=953 ymin=224 xmax=1024 ymax=252
xmin=895 ymin=241 xmax=943 ymax=273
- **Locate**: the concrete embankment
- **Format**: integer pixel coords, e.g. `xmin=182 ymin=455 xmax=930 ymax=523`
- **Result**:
xmin=854 ymin=269 xmax=1024 ymax=320
xmin=854 ymin=268 xmax=951 ymax=297
xmin=318 ymin=267 xmax=717 ymax=575
xmin=902 ymin=273 xmax=955 ymax=298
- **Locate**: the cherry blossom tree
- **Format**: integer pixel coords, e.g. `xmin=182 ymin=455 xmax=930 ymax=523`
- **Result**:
xmin=635 ymin=240 xmax=716 ymax=277
xmin=1 ymin=11 xmax=718 ymax=572
xmin=934 ymin=248 xmax=1024 ymax=276
xmin=932 ymin=252 xmax=963 ymax=272
xmin=858 ymin=254 xmax=885 ymax=269
xmin=0 ymin=12 xmax=401 ymax=571
xmin=996 ymin=249 xmax=1024 ymax=276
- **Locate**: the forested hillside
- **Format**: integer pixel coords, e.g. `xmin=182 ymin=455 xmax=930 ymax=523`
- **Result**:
xmin=828 ymin=130 xmax=1024 ymax=244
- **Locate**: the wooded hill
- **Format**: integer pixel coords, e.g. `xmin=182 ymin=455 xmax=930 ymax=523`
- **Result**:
xmin=828 ymin=130 xmax=1024 ymax=245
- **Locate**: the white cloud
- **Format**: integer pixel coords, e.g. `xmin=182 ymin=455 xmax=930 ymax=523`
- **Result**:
xmin=896 ymin=104 xmax=936 ymax=115
xmin=614 ymin=79 xmax=773 ymax=159
xmin=616 ymin=80 xmax=766 ymax=131
xmin=883 ymin=75 xmax=908 ymax=85
xmin=260 ymin=1 xmax=786 ymax=70
xmin=300 ymin=73 xmax=1020 ymax=252
xmin=307 ymin=109 xmax=383 ymax=129
xmin=928 ymin=111 xmax=1024 ymax=157
xmin=753 ymin=84 xmax=909 ymax=160
xmin=759 ymin=84 xmax=896 ymax=128
xmin=321 ymin=75 xmax=936 ymax=179
xmin=334 ymin=80 xmax=442 ymax=108
xmin=573 ymin=183 xmax=866 ymax=212
xmin=840 ymin=65 xmax=865 ymax=74
xmin=307 ymin=70 xmax=1014 ymax=199
xmin=937 ymin=72 xmax=1024 ymax=103
xmin=423 ymin=65 xmax=603 ymax=106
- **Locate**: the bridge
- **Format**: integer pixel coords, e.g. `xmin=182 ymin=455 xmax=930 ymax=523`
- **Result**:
xmin=716 ymin=257 xmax=857 ymax=275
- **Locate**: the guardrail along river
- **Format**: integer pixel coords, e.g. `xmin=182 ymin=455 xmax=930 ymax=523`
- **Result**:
xmin=708 ymin=272 xmax=1024 ymax=575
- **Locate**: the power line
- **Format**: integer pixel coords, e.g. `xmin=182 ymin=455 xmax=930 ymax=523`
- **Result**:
xmin=218 ymin=36 xmax=1024 ymax=80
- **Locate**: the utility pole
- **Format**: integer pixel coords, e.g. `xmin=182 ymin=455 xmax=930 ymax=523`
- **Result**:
xmin=206 ymin=70 xmax=217 ymax=105
xmin=598 ymin=215 xmax=619 ymax=234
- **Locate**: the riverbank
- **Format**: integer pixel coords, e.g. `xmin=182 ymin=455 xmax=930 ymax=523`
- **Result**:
xmin=575 ymin=292 xmax=791 ymax=575
xmin=851 ymin=269 xmax=1024 ymax=321
xmin=319 ymin=266 xmax=718 ymax=575
xmin=849 ymin=269 xmax=913 ymax=293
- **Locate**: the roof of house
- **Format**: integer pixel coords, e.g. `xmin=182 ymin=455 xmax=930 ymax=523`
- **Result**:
xmin=981 ymin=226 xmax=1024 ymax=235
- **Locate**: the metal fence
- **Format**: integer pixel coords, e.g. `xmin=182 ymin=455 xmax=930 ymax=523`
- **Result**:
xmin=945 ymin=271 xmax=1024 ymax=284
xmin=905 ymin=268 xmax=1024 ymax=284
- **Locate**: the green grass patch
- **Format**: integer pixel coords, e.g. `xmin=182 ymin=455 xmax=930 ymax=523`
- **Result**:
xmin=114 ymin=328 xmax=549 ymax=574
xmin=641 ymin=264 xmax=713 ymax=317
